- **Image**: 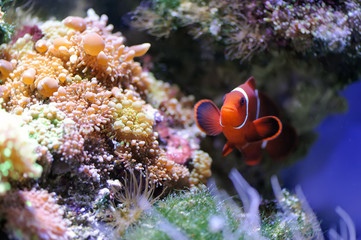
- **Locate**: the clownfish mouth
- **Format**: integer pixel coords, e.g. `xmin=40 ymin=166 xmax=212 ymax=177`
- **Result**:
xmin=220 ymin=107 xmax=246 ymax=129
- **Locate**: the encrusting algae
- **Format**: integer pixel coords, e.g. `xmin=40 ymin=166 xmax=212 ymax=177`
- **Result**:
xmin=0 ymin=8 xmax=212 ymax=239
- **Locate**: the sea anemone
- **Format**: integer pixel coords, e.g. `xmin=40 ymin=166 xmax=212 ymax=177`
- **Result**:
xmin=105 ymin=170 xmax=166 ymax=236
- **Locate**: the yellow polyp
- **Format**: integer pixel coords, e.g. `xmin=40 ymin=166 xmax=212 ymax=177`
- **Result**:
xmin=85 ymin=92 xmax=96 ymax=101
xmin=115 ymin=103 xmax=122 ymax=110
xmin=53 ymin=37 xmax=71 ymax=50
xmin=35 ymin=39 xmax=48 ymax=53
xmin=69 ymin=54 xmax=78 ymax=64
xmin=58 ymin=73 xmax=67 ymax=83
xmin=86 ymin=107 xmax=96 ymax=115
xmin=123 ymin=126 xmax=131 ymax=133
xmin=114 ymin=121 xmax=123 ymax=129
xmin=0 ymin=85 xmax=10 ymax=98
xmin=22 ymin=68 xmax=36 ymax=85
xmin=63 ymin=16 xmax=86 ymax=32
xmin=122 ymin=100 xmax=131 ymax=107
xmin=0 ymin=59 xmax=14 ymax=80
xmin=83 ymin=32 xmax=105 ymax=56
xmin=57 ymin=86 xmax=67 ymax=96
xmin=97 ymin=51 xmax=108 ymax=66
xmin=37 ymin=77 xmax=59 ymax=97
xmin=136 ymin=113 xmax=145 ymax=120
xmin=132 ymin=101 xmax=143 ymax=111
xmin=124 ymin=50 xmax=135 ymax=62
xmin=116 ymin=45 xmax=125 ymax=57
xmin=129 ymin=43 xmax=151 ymax=57
xmin=58 ymin=46 xmax=69 ymax=56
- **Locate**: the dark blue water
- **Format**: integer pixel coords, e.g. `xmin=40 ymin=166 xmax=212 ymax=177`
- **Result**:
xmin=283 ymin=80 xmax=361 ymax=238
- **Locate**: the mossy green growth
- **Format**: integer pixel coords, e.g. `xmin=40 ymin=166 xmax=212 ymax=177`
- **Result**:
xmin=261 ymin=190 xmax=317 ymax=240
xmin=123 ymin=188 xmax=242 ymax=240
xmin=0 ymin=0 xmax=14 ymax=44
xmin=153 ymin=0 xmax=181 ymax=11
xmin=121 ymin=187 xmax=322 ymax=240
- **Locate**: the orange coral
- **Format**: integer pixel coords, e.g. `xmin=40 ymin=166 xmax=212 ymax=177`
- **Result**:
xmin=50 ymin=78 xmax=114 ymax=135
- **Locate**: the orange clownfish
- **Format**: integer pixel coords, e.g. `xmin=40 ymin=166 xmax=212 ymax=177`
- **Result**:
xmin=194 ymin=77 xmax=296 ymax=165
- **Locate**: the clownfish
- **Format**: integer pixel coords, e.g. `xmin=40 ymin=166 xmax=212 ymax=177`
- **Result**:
xmin=194 ymin=77 xmax=297 ymax=165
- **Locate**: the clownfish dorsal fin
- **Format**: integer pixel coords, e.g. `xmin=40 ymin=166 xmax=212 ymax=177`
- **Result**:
xmin=245 ymin=76 xmax=256 ymax=90
xmin=246 ymin=116 xmax=282 ymax=143
xmin=222 ymin=142 xmax=234 ymax=157
xmin=194 ymin=99 xmax=222 ymax=136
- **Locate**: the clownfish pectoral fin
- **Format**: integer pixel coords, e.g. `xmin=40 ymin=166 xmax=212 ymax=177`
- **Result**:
xmin=194 ymin=99 xmax=222 ymax=136
xmin=240 ymin=143 xmax=262 ymax=165
xmin=222 ymin=142 xmax=235 ymax=157
xmin=246 ymin=116 xmax=282 ymax=143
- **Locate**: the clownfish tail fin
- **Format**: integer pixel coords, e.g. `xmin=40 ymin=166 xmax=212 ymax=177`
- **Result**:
xmin=194 ymin=99 xmax=222 ymax=136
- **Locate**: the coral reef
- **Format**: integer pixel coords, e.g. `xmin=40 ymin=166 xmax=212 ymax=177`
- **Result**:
xmin=0 ymin=7 xmax=212 ymax=239
xmin=0 ymin=2 xmax=354 ymax=239
xmin=130 ymin=0 xmax=361 ymax=60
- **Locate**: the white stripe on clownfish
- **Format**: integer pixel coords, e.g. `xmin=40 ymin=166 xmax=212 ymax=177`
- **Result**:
xmin=231 ymin=87 xmax=249 ymax=129
xmin=255 ymin=89 xmax=260 ymax=120
xmin=261 ymin=140 xmax=268 ymax=149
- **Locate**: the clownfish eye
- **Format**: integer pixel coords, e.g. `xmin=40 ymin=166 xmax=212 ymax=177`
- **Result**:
xmin=240 ymin=97 xmax=246 ymax=106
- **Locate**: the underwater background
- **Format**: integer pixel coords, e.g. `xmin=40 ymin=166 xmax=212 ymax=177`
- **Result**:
xmin=284 ymin=80 xmax=361 ymax=237
xmin=0 ymin=0 xmax=360 ymax=239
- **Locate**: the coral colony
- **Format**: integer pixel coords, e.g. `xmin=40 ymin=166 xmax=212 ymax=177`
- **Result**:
xmin=0 ymin=8 xmax=212 ymax=239
xmin=130 ymin=0 xmax=361 ymax=60
xmin=0 ymin=5 xmax=357 ymax=240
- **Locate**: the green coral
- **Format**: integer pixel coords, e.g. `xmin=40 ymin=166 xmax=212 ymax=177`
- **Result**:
xmin=22 ymin=103 xmax=66 ymax=151
xmin=0 ymin=109 xmax=42 ymax=193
